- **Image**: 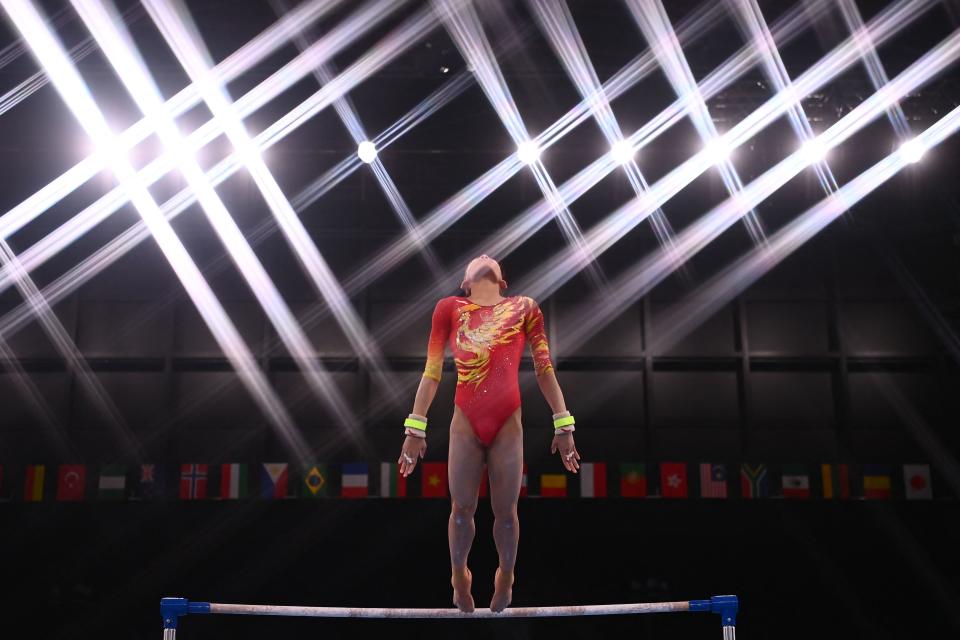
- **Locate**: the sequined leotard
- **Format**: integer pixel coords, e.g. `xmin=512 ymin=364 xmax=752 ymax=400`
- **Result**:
xmin=423 ymin=295 xmax=555 ymax=446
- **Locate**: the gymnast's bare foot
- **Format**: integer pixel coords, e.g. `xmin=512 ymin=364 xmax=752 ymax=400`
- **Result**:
xmin=490 ymin=567 xmax=514 ymax=612
xmin=451 ymin=567 xmax=474 ymax=613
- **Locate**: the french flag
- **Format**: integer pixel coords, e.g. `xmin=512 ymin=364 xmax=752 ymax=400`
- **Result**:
xmin=341 ymin=463 xmax=369 ymax=498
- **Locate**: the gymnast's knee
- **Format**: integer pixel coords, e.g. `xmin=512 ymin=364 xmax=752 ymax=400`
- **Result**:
xmin=450 ymin=499 xmax=477 ymax=524
xmin=492 ymin=502 xmax=518 ymax=527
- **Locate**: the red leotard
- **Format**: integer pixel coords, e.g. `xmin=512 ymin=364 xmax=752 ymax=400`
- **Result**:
xmin=423 ymin=295 xmax=555 ymax=446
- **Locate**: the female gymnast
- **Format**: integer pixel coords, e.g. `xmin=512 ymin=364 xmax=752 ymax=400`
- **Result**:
xmin=397 ymin=255 xmax=580 ymax=612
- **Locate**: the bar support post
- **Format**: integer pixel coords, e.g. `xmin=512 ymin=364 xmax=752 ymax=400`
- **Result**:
xmin=160 ymin=597 xmax=211 ymax=639
xmin=688 ymin=594 xmax=738 ymax=639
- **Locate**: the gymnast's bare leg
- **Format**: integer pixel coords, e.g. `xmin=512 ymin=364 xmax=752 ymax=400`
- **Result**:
xmin=486 ymin=406 xmax=524 ymax=612
xmin=447 ymin=405 xmax=485 ymax=612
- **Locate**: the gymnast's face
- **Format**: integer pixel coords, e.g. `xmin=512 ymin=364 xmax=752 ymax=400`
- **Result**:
xmin=462 ymin=255 xmax=506 ymax=292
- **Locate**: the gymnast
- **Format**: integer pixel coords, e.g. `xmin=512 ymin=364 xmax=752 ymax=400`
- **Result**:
xmin=398 ymin=254 xmax=580 ymax=612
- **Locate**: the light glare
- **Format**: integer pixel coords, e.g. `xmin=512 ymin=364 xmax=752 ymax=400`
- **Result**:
xmin=357 ymin=140 xmax=377 ymax=163
xmin=899 ymin=138 xmax=926 ymax=163
xmin=799 ymin=138 xmax=828 ymax=163
xmin=517 ymin=140 xmax=541 ymax=164
xmin=703 ymin=138 xmax=731 ymax=164
xmin=611 ymin=139 xmax=635 ymax=165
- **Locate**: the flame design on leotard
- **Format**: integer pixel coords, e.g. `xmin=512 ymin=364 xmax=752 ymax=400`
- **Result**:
xmin=454 ymin=298 xmax=525 ymax=387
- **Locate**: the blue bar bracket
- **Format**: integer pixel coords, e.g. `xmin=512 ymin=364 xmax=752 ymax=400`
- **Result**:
xmin=161 ymin=598 xmax=211 ymax=630
xmin=689 ymin=595 xmax=738 ymax=627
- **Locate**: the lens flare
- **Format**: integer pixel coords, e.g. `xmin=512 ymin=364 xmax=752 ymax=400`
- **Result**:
xmin=357 ymin=140 xmax=377 ymax=163
xmin=517 ymin=140 xmax=541 ymax=164
xmin=899 ymin=138 xmax=926 ymax=162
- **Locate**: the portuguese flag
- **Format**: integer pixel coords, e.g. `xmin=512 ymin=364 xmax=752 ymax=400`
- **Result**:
xmin=620 ymin=463 xmax=647 ymax=497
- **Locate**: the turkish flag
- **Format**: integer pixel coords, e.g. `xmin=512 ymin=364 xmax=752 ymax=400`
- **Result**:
xmin=57 ymin=465 xmax=86 ymax=501
xmin=660 ymin=462 xmax=688 ymax=498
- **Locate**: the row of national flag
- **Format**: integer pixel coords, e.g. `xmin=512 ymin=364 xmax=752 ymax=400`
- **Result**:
xmin=4 ymin=462 xmax=937 ymax=502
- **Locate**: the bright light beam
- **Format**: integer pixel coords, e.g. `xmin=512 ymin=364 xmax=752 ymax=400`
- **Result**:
xmin=552 ymin=26 xmax=960 ymax=356
xmin=0 ymin=0 xmax=348 ymax=242
xmin=433 ymin=0 xmax=608 ymax=290
xmin=650 ymin=102 xmax=960 ymax=355
xmin=364 ymin=0 xmax=919 ymax=348
xmin=268 ymin=0 xmax=446 ymax=284
xmin=0 ymin=0 xmax=849 ymax=350
xmin=838 ymin=0 xmax=913 ymax=140
xmin=0 ymin=2 xmax=451 ymax=345
xmin=0 ymin=0 xmax=750 ymax=309
xmin=625 ymin=0 xmax=767 ymax=244
xmin=71 ymin=0 xmax=363 ymax=443
xmin=0 ymin=237 xmax=139 ymax=455
xmin=731 ymin=0 xmax=839 ymax=196
xmin=0 ymin=0 xmax=411 ymax=294
xmin=142 ymin=0 xmax=410 ymax=403
xmin=0 ymin=0 xmax=310 ymax=463
xmin=503 ymin=0 xmax=941 ymax=318
xmin=529 ymin=0 xmax=686 ymax=279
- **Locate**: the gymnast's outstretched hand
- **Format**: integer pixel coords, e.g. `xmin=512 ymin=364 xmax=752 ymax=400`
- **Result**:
xmin=550 ymin=432 xmax=580 ymax=473
xmin=398 ymin=435 xmax=427 ymax=477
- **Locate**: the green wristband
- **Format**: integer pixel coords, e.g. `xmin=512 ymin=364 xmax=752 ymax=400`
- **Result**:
xmin=404 ymin=417 xmax=428 ymax=431
xmin=553 ymin=415 xmax=575 ymax=428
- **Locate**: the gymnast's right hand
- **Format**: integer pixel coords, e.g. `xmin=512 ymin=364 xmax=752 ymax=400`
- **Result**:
xmin=398 ymin=436 xmax=427 ymax=477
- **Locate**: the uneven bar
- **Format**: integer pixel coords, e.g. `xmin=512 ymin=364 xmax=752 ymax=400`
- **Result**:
xmin=160 ymin=595 xmax=738 ymax=637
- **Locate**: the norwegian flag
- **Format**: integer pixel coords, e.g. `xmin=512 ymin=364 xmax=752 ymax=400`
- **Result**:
xmin=179 ymin=464 xmax=208 ymax=500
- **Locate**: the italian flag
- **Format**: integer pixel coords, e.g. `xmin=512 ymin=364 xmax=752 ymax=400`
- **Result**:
xmin=220 ymin=463 xmax=248 ymax=499
xmin=580 ymin=463 xmax=607 ymax=498
xmin=379 ymin=462 xmax=406 ymax=497
xmin=341 ymin=463 xmax=369 ymax=498
xmin=24 ymin=464 xmax=45 ymax=502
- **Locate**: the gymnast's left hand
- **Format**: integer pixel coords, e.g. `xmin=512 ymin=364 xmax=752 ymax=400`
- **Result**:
xmin=550 ymin=433 xmax=580 ymax=473
xmin=398 ymin=435 xmax=427 ymax=478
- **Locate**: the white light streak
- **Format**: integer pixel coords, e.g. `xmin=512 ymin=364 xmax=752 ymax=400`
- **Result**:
xmin=71 ymin=0 xmax=362 ymax=443
xmin=143 ymin=0 xmax=409 ymax=405
xmin=0 ymin=0 xmax=309 ymax=462
xmin=0 ymin=0 xmax=350 ymax=242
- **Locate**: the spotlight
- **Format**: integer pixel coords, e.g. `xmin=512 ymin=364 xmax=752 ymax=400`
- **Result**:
xmin=611 ymin=139 xmax=635 ymax=165
xmin=703 ymin=138 xmax=731 ymax=164
xmin=799 ymin=138 xmax=828 ymax=163
xmin=357 ymin=140 xmax=377 ymax=164
xmin=899 ymin=138 xmax=926 ymax=163
xmin=517 ymin=140 xmax=541 ymax=164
